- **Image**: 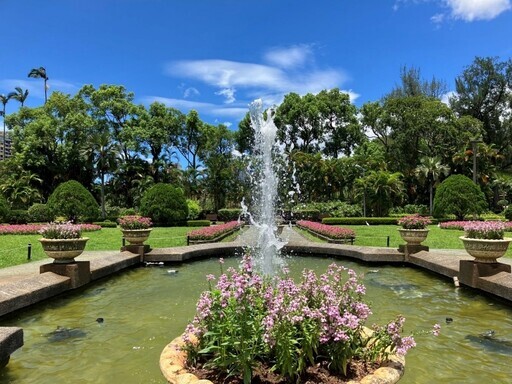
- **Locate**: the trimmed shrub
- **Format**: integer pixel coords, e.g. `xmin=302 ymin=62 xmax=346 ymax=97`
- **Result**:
xmin=47 ymin=180 xmax=100 ymax=223
xmin=218 ymin=208 xmax=242 ymax=222
xmin=187 ymin=220 xmax=211 ymax=227
xmin=9 ymin=210 xmax=30 ymax=224
xmin=322 ymin=217 xmax=399 ymax=225
xmin=140 ymin=183 xmax=188 ymax=226
xmin=292 ymin=209 xmax=320 ymax=221
xmin=92 ymin=220 xmax=118 ymax=228
xmin=187 ymin=200 xmax=202 ymax=220
xmin=0 ymin=195 xmax=10 ymax=223
xmin=118 ymin=207 xmax=137 ymax=217
xmin=28 ymin=203 xmax=53 ymax=223
xmin=504 ymin=206 xmax=512 ymax=221
xmin=297 ymin=201 xmax=362 ymax=218
xmin=433 ymin=175 xmax=487 ymax=220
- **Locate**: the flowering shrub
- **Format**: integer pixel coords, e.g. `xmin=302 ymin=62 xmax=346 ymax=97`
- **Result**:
xmin=297 ymin=220 xmax=355 ymax=240
xmin=463 ymin=221 xmax=505 ymax=240
xmin=398 ymin=214 xmax=432 ymax=229
xmin=440 ymin=220 xmax=512 ymax=232
xmin=187 ymin=221 xmax=242 ymax=240
xmin=118 ymin=215 xmax=152 ymax=230
xmin=39 ymin=222 xmax=82 ymax=239
xmin=0 ymin=223 xmax=101 ymax=236
xmin=183 ymin=257 xmax=426 ymax=383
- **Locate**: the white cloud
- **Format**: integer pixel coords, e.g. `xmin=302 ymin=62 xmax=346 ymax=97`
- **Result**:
xmin=183 ymin=87 xmax=200 ymax=98
xmin=263 ymin=45 xmax=313 ymax=69
xmin=215 ymin=88 xmax=236 ymax=104
xmin=445 ymin=0 xmax=511 ymax=21
xmin=441 ymin=90 xmax=457 ymax=105
xmin=142 ymin=96 xmax=248 ymax=119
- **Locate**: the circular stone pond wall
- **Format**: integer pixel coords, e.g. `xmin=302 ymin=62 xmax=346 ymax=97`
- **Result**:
xmin=1 ymin=256 xmax=512 ymax=384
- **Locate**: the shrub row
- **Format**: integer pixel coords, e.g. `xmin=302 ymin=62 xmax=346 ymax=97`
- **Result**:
xmin=92 ymin=221 xmax=118 ymax=228
xmin=322 ymin=217 xmax=399 ymax=225
xmin=188 ymin=221 xmax=242 ymax=241
xmin=218 ymin=208 xmax=242 ymax=222
xmin=187 ymin=220 xmax=211 ymax=227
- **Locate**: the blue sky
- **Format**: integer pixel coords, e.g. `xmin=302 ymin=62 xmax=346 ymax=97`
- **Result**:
xmin=1 ymin=0 xmax=511 ymax=128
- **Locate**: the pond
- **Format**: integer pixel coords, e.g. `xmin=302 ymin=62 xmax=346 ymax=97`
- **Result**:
xmin=1 ymin=256 xmax=511 ymax=383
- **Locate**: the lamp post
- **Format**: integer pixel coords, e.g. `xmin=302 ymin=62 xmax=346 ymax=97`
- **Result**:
xmin=470 ymin=139 xmax=483 ymax=184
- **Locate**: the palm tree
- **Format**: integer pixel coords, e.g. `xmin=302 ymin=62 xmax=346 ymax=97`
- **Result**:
xmin=0 ymin=93 xmax=15 ymax=160
xmin=415 ymin=156 xmax=450 ymax=215
xmin=11 ymin=87 xmax=29 ymax=107
xmin=27 ymin=67 xmax=49 ymax=104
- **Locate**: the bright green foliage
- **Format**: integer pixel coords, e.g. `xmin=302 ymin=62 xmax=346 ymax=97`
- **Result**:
xmin=433 ymin=175 xmax=487 ymax=220
xmin=186 ymin=199 xmax=201 ymax=220
xmin=0 ymin=195 xmax=10 ymax=223
xmin=28 ymin=203 xmax=53 ymax=222
xmin=140 ymin=183 xmax=188 ymax=225
xmin=47 ymin=180 xmax=100 ymax=222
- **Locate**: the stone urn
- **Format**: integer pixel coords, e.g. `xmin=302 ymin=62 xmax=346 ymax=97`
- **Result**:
xmin=398 ymin=229 xmax=429 ymax=245
xmin=121 ymin=229 xmax=152 ymax=245
xmin=459 ymin=236 xmax=512 ymax=263
xmin=39 ymin=237 xmax=89 ymax=264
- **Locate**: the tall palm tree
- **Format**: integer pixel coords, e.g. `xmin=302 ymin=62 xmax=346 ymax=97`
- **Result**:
xmin=27 ymin=67 xmax=49 ymax=104
xmin=415 ymin=156 xmax=450 ymax=215
xmin=0 ymin=93 xmax=15 ymax=160
xmin=11 ymin=87 xmax=29 ymax=107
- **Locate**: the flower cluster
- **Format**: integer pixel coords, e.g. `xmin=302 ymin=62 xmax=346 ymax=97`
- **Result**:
xmin=297 ymin=220 xmax=356 ymax=240
xmin=463 ymin=221 xmax=505 ymax=240
xmin=118 ymin=215 xmax=152 ymax=230
xmin=398 ymin=214 xmax=432 ymax=229
xmin=440 ymin=220 xmax=512 ymax=232
xmin=187 ymin=221 xmax=242 ymax=241
xmin=182 ymin=257 xmax=418 ymax=382
xmin=39 ymin=222 xmax=82 ymax=239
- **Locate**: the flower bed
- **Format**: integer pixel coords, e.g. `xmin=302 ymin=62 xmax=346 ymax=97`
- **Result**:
xmin=0 ymin=223 xmax=101 ymax=236
xmin=178 ymin=257 xmax=429 ymax=383
xmin=297 ymin=220 xmax=355 ymax=242
xmin=440 ymin=220 xmax=512 ymax=232
xmin=187 ymin=221 xmax=242 ymax=242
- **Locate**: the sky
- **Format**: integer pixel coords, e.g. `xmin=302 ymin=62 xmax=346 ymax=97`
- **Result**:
xmin=1 ymin=0 xmax=512 ymax=129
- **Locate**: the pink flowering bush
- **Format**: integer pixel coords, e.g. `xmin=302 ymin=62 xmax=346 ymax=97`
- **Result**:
xmin=440 ymin=220 xmax=512 ymax=233
xmin=463 ymin=221 xmax=505 ymax=240
xmin=182 ymin=257 xmax=423 ymax=383
xmin=187 ymin=221 xmax=242 ymax=241
xmin=39 ymin=222 xmax=82 ymax=239
xmin=0 ymin=223 xmax=101 ymax=236
xmin=118 ymin=215 xmax=152 ymax=230
xmin=297 ymin=220 xmax=355 ymax=240
xmin=398 ymin=214 xmax=432 ymax=229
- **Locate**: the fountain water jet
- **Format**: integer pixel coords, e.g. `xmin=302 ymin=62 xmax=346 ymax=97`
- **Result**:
xmin=242 ymin=99 xmax=286 ymax=275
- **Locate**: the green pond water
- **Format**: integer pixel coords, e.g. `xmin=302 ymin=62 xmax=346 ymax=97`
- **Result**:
xmin=1 ymin=256 xmax=512 ymax=383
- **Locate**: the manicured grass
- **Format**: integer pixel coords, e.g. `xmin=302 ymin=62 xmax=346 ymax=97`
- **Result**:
xmin=0 ymin=227 xmax=193 ymax=269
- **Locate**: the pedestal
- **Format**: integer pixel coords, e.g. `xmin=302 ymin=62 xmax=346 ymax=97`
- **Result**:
xmin=398 ymin=244 xmax=429 ymax=259
xmin=40 ymin=261 xmax=91 ymax=289
xmin=459 ymin=260 xmax=511 ymax=288
xmin=121 ymin=244 xmax=151 ymax=261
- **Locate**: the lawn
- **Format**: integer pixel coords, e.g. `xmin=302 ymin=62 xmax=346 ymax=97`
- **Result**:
xmin=0 ymin=227 xmax=192 ymax=269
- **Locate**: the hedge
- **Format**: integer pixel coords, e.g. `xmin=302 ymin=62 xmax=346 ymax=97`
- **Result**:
xmin=322 ymin=217 xmax=399 ymax=225
xmin=218 ymin=208 xmax=242 ymax=222
xmin=187 ymin=220 xmax=211 ymax=227
xmin=92 ymin=220 xmax=118 ymax=228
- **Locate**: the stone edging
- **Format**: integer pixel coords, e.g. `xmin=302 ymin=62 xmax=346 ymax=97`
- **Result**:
xmin=159 ymin=334 xmax=404 ymax=384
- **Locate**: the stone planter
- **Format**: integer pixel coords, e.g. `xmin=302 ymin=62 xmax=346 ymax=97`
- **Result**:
xmin=160 ymin=333 xmax=404 ymax=384
xmin=398 ymin=229 xmax=429 ymax=245
xmin=459 ymin=236 xmax=512 ymax=263
xmin=121 ymin=228 xmax=152 ymax=245
xmin=39 ymin=237 xmax=89 ymax=264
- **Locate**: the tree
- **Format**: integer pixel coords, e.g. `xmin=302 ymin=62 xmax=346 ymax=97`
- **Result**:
xmin=354 ymin=170 xmax=405 ymax=217
xmin=433 ymin=175 xmax=487 ymax=220
xmin=415 ymin=156 xmax=450 ymax=215
xmin=386 ymin=66 xmax=447 ymax=99
xmin=28 ymin=67 xmax=49 ymax=104
xmin=450 ymin=57 xmax=512 ymax=166
xmin=47 ymin=180 xmax=100 ymax=222
xmin=11 ymin=87 xmax=29 ymax=107
xmin=0 ymin=93 xmax=15 ymax=160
